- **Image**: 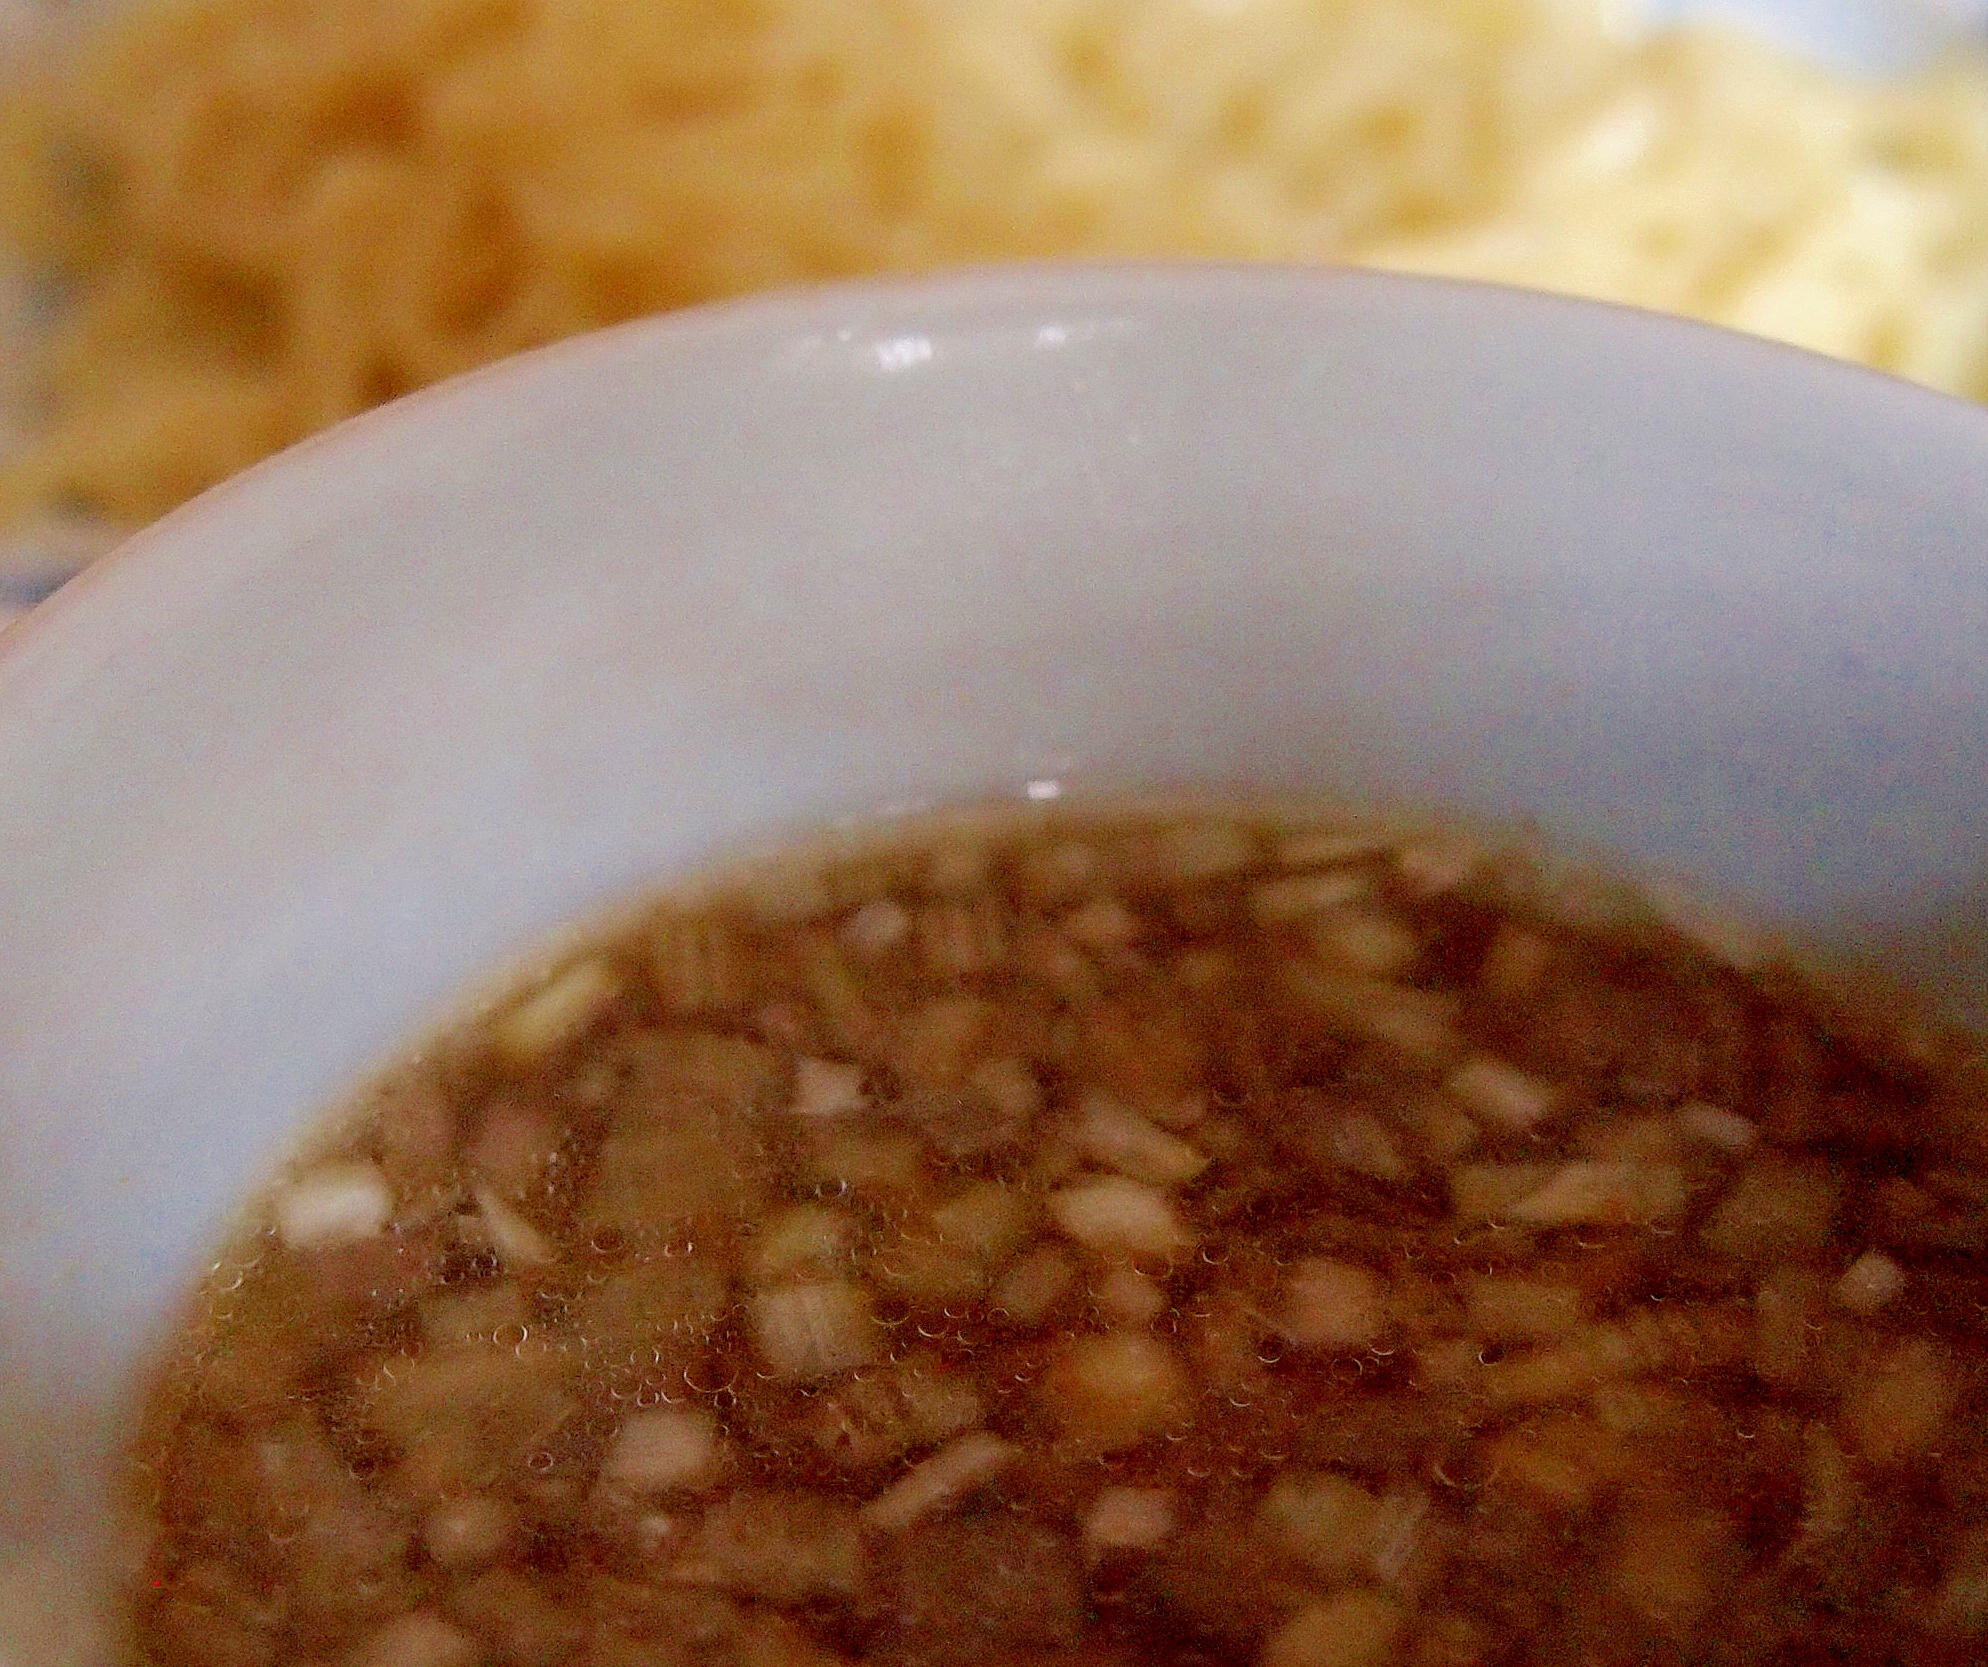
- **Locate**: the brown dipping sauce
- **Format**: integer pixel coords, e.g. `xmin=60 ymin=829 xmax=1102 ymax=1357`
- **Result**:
xmin=124 ymin=807 xmax=1988 ymax=1667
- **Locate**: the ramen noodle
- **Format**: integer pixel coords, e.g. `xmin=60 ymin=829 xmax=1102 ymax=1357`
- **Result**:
xmin=1 ymin=0 xmax=1987 ymax=529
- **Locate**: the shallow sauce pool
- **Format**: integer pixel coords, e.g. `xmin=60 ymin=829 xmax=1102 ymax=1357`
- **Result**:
xmin=126 ymin=807 xmax=1988 ymax=1667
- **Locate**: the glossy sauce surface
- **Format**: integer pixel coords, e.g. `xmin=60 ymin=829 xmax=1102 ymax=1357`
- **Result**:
xmin=128 ymin=810 xmax=1988 ymax=1667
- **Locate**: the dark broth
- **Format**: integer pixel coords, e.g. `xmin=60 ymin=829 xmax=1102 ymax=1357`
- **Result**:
xmin=125 ymin=807 xmax=1988 ymax=1667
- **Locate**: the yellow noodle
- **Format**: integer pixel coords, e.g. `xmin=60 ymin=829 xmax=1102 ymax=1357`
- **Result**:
xmin=1 ymin=0 xmax=1985 ymax=528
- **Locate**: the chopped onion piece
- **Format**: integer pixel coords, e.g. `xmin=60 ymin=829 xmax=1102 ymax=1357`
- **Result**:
xmin=751 ymin=1202 xmax=859 ymax=1285
xmin=1076 ymin=1094 xmax=1209 ymax=1187
xmin=1273 ymin=829 xmax=1394 ymax=869
xmin=1483 ymin=1414 xmax=1632 ymax=1509
xmin=649 ymin=915 xmax=745 ymax=1017
xmin=1286 ymin=967 xmax=1463 ymax=1064
xmin=1062 ymin=895 xmax=1143 ymax=950
xmin=602 ymin=1407 xmax=725 ymax=1494
xmin=683 ymin=1491 xmax=865 ymax=1603
xmin=1250 ymin=870 xmax=1369 ymax=923
xmin=1083 ymin=1486 xmax=1176 ymax=1555
xmin=751 ymin=1282 xmax=879 ymax=1381
xmin=859 ymin=1431 xmax=1019 ymax=1533
xmin=1047 ymin=1177 xmax=1195 ymax=1259
xmin=1676 ymin=1101 xmax=1758 ymax=1153
xmin=967 ymin=1054 xmax=1046 ymax=1126
xmin=494 ymin=958 xmax=619 ymax=1061
xmin=1844 ymin=1335 xmax=1954 ymax=1463
xmin=811 ymin=1355 xmax=985 ymax=1468
xmin=1144 ymin=1091 xmax=1208 ymax=1130
xmin=471 ymin=1183 xmax=557 ymax=1268
xmin=1506 ymin=1160 xmax=1688 ymax=1227
xmin=1835 ymin=1249 xmax=1907 ymax=1315
xmin=422 ymin=1496 xmax=516 ymax=1571
xmin=896 ymin=1367 xmax=984 ymax=1446
xmin=466 ymin=1099 xmax=558 ymax=1198
xmin=349 ymin=1613 xmax=480 ymax=1667
xmin=1262 ymin=1588 xmax=1408 ymax=1667
xmin=870 ymin=1231 xmax=983 ymax=1305
xmin=791 ymin=1056 xmax=867 ymax=1119
xmin=1259 ymin=1470 xmax=1382 ymax=1576
xmin=1476 ymin=1312 xmax=1725 ymax=1408
xmin=930 ymin=1181 xmax=1032 ymax=1263
xmin=1368 ymin=1486 xmax=1437 ymax=1591
xmin=1318 ymin=1110 xmax=1413 ymax=1184
xmin=1312 ymin=910 xmax=1419 ymax=978
xmin=1093 ymin=1265 xmax=1168 ymax=1327
xmin=1445 ymin=1056 xmax=1557 ymax=1132
xmin=1449 ymin=1161 xmax=1553 ymax=1220
xmin=1042 ymin=1332 xmax=1192 ymax=1451
xmin=1396 ymin=838 xmax=1481 ymax=895
xmin=1405 ymin=1093 xmax=1480 ymax=1163
xmin=840 ymin=898 xmax=911 ymax=955
xmin=1280 ymin=1258 xmax=1387 ymax=1352
xmin=992 ymin=1246 xmax=1078 ymax=1326
xmin=273 ymin=1161 xmax=392 ymax=1250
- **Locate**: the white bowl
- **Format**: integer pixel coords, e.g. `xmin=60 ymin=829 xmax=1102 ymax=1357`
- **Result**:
xmin=2 ymin=263 xmax=1986 ymax=1649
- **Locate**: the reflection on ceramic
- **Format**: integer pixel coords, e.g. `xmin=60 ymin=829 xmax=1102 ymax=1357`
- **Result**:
xmin=0 ymin=264 xmax=1986 ymax=1657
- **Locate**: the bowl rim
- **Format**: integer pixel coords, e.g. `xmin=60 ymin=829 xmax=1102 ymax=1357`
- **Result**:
xmin=3 ymin=257 xmax=1987 ymax=1583
xmin=5 ymin=257 xmax=1988 ymax=683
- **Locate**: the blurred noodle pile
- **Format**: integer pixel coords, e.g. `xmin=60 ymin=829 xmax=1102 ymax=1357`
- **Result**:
xmin=3 ymin=0 xmax=1988 ymax=528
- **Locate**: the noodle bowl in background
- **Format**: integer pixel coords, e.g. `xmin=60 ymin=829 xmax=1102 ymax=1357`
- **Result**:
xmin=2 ymin=0 xmax=1988 ymax=536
